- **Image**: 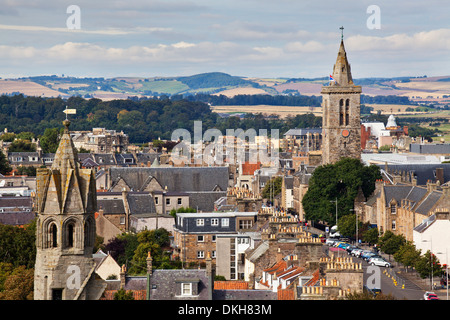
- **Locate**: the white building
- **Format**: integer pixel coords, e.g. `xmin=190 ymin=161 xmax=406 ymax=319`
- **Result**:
xmin=413 ymin=210 xmax=450 ymax=267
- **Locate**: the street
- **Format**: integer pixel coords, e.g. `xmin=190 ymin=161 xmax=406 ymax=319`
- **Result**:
xmin=361 ymin=259 xmax=425 ymax=300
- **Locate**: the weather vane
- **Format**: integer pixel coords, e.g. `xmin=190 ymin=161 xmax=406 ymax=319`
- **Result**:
xmin=340 ymin=26 xmax=344 ymax=41
xmin=63 ymin=105 xmax=76 ymax=120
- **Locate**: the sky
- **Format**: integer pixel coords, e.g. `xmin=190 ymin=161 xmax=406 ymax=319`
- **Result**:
xmin=0 ymin=0 xmax=449 ymax=79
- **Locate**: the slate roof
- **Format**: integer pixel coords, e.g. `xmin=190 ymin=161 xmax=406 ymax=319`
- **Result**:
xmin=187 ymin=191 xmax=227 ymax=212
xmin=377 ymin=163 xmax=450 ymax=185
xmin=127 ymin=193 xmax=156 ymax=215
xmin=149 ymin=269 xmax=211 ymax=300
xmin=110 ymin=167 xmax=229 ymax=192
xmin=414 ymin=190 xmax=443 ymax=215
xmin=97 ymin=198 xmax=125 ymax=214
xmin=0 ymin=211 xmax=35 ymax=226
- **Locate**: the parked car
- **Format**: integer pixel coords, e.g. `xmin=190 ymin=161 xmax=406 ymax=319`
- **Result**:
xmin=326 ymin=239 xmax=336 ymax=246
xmin=361 ymin=251 xmax=381 ymax=261
xmin=368 ymin=257 xmax=391 ymax=268
xmin=424 ymin=291 xmax=439 ymax=300
xmin=351 ymin=248 xmax=363 ymax=257
xmin=359 ymin=250 xmax=374 ymax=260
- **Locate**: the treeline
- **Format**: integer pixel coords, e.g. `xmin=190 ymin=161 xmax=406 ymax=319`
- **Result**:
xmin=0 ymin=94 xmax=321 ymax=144
xmin=185 ymin=93 xmax=322 ymax=107
xmin=360 ymin=95 xmax=413 ymax=105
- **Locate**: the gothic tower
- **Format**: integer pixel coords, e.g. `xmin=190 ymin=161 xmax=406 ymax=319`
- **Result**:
xmin=34 ymin=120 xmax=103 ymax=300
xmin=321 ymin=37 xmax=362 ymax=165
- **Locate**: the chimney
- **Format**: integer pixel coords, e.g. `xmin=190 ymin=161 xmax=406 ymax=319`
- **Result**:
xmin=120 ymin=264 xmax=127 ymax=289
xmin=427 ymin=180 xmax=437 ymax=193
xmin=122 ymin=188 xmax=130 ymax=231
xmin=436 ymin=168 xmax=444 ymax=185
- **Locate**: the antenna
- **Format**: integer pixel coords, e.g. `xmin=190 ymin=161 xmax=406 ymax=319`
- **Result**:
xmin=340 ymin=26 xmax=344 ymax=41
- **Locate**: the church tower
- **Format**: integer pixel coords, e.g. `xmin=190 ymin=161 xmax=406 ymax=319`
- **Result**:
xmin=34 ymin=119 xmax=102 ymax=300
xmin=321 ymin=33 xmax=362 ymax=165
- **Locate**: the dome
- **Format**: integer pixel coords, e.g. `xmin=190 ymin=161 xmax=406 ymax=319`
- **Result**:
xmin=386 ymin=114 xmax=397 ymax=128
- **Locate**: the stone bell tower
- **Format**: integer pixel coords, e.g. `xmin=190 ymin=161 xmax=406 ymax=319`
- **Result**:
xmin=321 ymin=31 xmax=362 ymax=165
xmin=34 ymin=119 xmax=103 ymax=300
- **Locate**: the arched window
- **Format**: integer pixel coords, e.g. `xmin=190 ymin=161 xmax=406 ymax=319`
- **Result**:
xmin=339 ymin=99 xmax=344 ymax=125
xmin=68 ymin=223 xmax=74 ymax=248
xmin=51 ymin=224 xmax=58 ymax=248
xmin=63 ymin=219 xmax=77 ymax=249
xmin=345 ymin=99 xmax=350 ymax=125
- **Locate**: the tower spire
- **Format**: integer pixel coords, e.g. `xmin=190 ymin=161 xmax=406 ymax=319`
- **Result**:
xmin=331 ymin=33 xmax=354 ymax=86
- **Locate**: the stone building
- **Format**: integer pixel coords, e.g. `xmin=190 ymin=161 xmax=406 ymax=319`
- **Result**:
xmin=172 ymin=211 xmax=258 ymax=265
xmin=71 ymin=127 xmax=129 ymax=154
xmin=34 ymin=120 xmax=105 ymax=300
xmin=321 ymin=39 xmax=362 ymax=165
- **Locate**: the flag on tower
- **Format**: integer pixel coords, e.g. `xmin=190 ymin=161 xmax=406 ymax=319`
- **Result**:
xmin=329 ymin=75 xmax=335 ymax=82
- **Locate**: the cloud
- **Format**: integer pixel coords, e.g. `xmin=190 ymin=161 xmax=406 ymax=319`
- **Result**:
xmin=0 ymin=24 xmax=172 ymax=35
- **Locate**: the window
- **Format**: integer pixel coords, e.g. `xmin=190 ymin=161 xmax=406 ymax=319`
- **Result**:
xmin=212 ymin=235 xmax=216 ymax=242
xmin=155 ymin=197 xmax=159 ymax=205
xmin=211 ymin=218 xmax=219 ymax=226
xmin=120 ymin=217 xmax=125 ymax=224
xmin=52 ymin=289 xmax=63 ymax=300
xmin=221 ymin=218 xmax=229 ymax=227
xmin=166 ymin=198 xmax=171 ymax=205
xmin=392 ymin=220 xmax=396 ymax=230
xmin=197 ymin=235 xmax=204 ymax=242
xmin=239 ymin=220 xmax=253 ymax=229
xmin=390 ymin=203 xmax=397 ymax=214
xmin=197 ymin=251 xmax=205 ymax=259
xmin=181 ymin=283 xmax=192 ymax=296
xmin=67 ymin=223 xmax=75 ymax=248
xmin=212 ymin=251 xmax=216 ymax=258
xmin=51 ymin=223 xmax=58 ymax=248
xmin=196 ymin=219 xmax=204 ymax=226
xmin=177 ymin=198 xmax=182 ymax=205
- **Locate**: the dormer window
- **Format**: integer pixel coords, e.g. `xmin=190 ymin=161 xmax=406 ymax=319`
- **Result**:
xmin=390 ymin=203 xmax=396 ymax=214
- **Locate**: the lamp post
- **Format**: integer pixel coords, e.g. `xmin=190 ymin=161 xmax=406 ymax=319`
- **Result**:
xmin=349 ymin=208 xmax=358 ymax=246
xmin=437 ymin=249 xmax=448 ymax=300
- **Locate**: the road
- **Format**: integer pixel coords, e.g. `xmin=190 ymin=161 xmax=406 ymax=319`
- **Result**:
xmin=361 ymin=260 xmax=425 ymax=300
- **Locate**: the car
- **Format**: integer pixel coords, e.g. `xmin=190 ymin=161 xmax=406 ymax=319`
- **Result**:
xmin=424 ymin=291 xmax=438 ymax=300
xmin=361 ymin=251 xmax=381 ymax=261
xmin=351 ymin=248 xmax=363 ymax=257
xmin=368 ymin=257 xmax=391 ymax=268
xmin=326 ymin=239 xmax=336 ymax=246
xmin=359 ymin=250 xmax=375 ymax=260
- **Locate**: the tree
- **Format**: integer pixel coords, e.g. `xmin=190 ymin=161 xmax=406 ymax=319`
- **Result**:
xmin=113 ymin=288 xmax=134 ymax=300
xmin=103 ymin=233 xmax=139 ymax=267
xmin=362 ymin=227 xmax=379 ymax=246
xmin=302 ymin=158 xmax=381 ymax=225
xmin=337 ymin=213 xmax=361 ymax=239
xmin=0 ymin=150 xmax=12 ymax=175
xmin=393 ymin=242 xmax=421 ymax=271
xmin=40 ymin=128 xmax=61 ymax=153
xmin=378 ymin=231 xmax=406 ymax=260
xmin=415 ymin=250 xmax=442 ymax=280
xmin=169 ymin=207 xmax=196 ymax=220
xmin=128 ymin=229 xmax=171 ymax=274
xmin=262 ymin=176 xmax=282 ymax=201
xmin=0 ymin=265 xmax=34 ymax=300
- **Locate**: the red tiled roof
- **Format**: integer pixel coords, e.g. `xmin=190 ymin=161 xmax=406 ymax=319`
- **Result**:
xmin=214 ymin=281 xmax=249 ymax=290
xmin=241 ymin=162 xmax=261 ymax=175
xmin=278 ymin=288 xmax=295 ymax=300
